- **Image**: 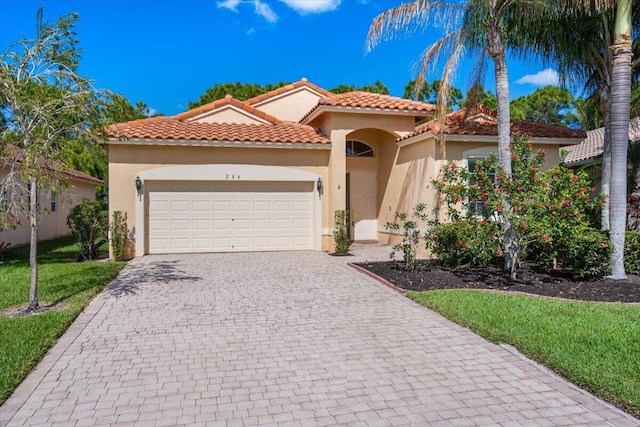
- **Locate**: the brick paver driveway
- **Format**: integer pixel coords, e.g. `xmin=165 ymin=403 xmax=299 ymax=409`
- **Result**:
xmin=2 ymin=244 xmax=638 ymax=426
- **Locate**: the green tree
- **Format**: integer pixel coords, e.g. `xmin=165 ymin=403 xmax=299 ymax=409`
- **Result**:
xmin=462 ymin=83 xmax=498 ymax=110
xmin=330 ymin=80 xmax=390 ymax=94
xmin=188 ymin=81 xmax=288 ymax=108
xmin=403 ymin=79 xmax=463 ymax=107
xmin=0 ymin=8 xmax=105 ymax=310
xmin=103 ymin=93 xmax=150 ymax=124
xmin=510 ymin=86 xmax=581 ymax=128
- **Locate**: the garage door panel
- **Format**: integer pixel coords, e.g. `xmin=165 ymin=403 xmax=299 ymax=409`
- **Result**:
xmin=192 ymin=201 xmax=211 ymax=211
xmin=171 ymin=201 xmax=189 ymax=211
xmin=213 ymin=201 xmax=232 ymax=212
xmin=234 ymin=219 xmax=251 ymax=230
xmin=293 ymin=218 xmax=311 ymax=229
xmin=192 ymin=219 xmax=211 ymax=230
xmin=213 ymin=219 xmax=232 ymax=230
xmin=148 ymin=181 xmax=314 ymax=254
xmin=254 ymin=219 xmax=271 ymax=230
xmin=192 ymin=238 xmax=212 ymax=249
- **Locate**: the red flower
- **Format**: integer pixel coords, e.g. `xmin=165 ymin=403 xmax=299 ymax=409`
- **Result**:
xmin=541 ymin=235 xmax=550 ymax=243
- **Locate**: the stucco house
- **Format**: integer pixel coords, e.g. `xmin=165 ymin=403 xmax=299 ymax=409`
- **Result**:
xmin=0 ymin=146 xmax=103 ymax=247
xmin=107 ymin=78 xmax=585 ymax=256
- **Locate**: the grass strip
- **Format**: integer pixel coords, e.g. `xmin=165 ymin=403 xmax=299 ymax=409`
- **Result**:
xmin=408 ymin=289 xmax=640 ymax=418
xmin=0 ymin=236 xmax=125 ymax=405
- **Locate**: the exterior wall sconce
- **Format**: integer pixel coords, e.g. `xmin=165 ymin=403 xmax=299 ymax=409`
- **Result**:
xmin=316 ymin=177 xmax=322 ymax=193
xmin=135 ymin=175 xmax=142 ymax=200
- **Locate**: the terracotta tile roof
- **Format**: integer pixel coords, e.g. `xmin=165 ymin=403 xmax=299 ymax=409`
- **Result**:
xmin=318 ymin=91 xmax=435 ymax=113
xmin=173 ymin=94 xmax=283 ymax=124
xmin=564 ymin=117 xmax=640 ymax=164
xmin=245 ymin=78 xmax=333 ymax=106
xmin=1 ymin=144 xmax=103 ymax=185
xmin=107 ymin=116 xmax=330 ymax=145
xmin=400 ymin=104 xmax=586 ymax=142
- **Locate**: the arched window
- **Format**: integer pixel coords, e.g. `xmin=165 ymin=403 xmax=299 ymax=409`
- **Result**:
xmin=346 ymin=140 xmax=374 ymax=157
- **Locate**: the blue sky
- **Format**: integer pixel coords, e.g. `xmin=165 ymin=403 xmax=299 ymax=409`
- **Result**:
xmin=0 ymin=0 xmax=562 ymax=116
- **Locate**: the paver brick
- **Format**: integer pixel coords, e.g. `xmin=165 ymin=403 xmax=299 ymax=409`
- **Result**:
xmin=1 ymin=246 xmax=638 ymax=426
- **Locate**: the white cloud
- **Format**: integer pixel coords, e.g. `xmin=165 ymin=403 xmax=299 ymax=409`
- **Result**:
xmin=515 ymin=68 xmax=559 ymax=86
xmin=217 ymin=0 xmax=241 ymax=11
xmin=246 ymin=27 xmax=256 ymax=35
xmin=253 ymin=0 xmax=278 ymax=22
xmin=279 ymin=0 xmax=341 ymax=14
xmin=217 ymin=0 xmax=278 ymax=22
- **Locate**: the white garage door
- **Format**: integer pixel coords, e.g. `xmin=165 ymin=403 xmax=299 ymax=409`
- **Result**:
xmin=147 ymin=181 xmax=314 ymax=254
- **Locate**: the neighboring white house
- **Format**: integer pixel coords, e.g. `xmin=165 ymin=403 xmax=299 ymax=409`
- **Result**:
xmin=0 ymin=146 xmax=103 ymax=247
xmin=563 ymin=118 xmax=640 ymax=190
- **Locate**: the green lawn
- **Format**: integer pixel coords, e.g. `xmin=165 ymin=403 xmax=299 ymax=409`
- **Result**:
xmin=0 ymin=236 xmax=125 ymax=405
xmin=408 ymin=290 xmax=640 ymax=418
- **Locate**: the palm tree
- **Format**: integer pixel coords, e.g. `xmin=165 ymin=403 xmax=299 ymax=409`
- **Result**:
xmin=367 ymin=0 xmax=519 ymax=174
xmin=366 ymin=1 xmax=550 ymax=277
xmin=607 ymin=0 xmax=633 ymax=278
xmin=524 ymin=0 xmax=634 ymax=278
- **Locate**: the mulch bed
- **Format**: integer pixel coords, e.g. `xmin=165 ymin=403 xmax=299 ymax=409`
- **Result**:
xmin=356 ymin=261 xmax=640 ymax=303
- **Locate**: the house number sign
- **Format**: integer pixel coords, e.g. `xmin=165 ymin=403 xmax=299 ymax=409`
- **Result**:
xmin=225 ymin=174 xmax=241 ymax=180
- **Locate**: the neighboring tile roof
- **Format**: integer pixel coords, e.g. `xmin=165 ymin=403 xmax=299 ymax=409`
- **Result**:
xmin=173 ymin=94 xmax=283 ymax=124
xmin=107 ymin=116 xmax=330 ymax=144
xmin=1 ymin=144 xmax=104 ymax=185
xmin=564 ymin=117 xmax=640 ymax=164
xmin=245 ymin=78 xmax=333 ymax=106
xmin=318 ymin=91 xmax=435 ymax=113
xmin=400 ymin=105 xmax=586 ymax=141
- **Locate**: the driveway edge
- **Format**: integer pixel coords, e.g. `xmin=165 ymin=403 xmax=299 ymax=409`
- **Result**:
xmin=0 ymin=258 xmax=142 ymax=427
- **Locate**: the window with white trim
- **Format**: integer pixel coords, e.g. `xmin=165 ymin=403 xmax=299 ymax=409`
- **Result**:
xmin=50 ymin=192 xmax=57 ymax=212
xmin=464 ymin=147 xmax=498 ymax=217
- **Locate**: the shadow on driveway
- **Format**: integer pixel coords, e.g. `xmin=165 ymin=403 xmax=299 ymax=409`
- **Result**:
xmin=108 ymin=259 xmax=202 ymax=297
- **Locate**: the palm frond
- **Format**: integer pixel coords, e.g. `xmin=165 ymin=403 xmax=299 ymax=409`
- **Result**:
xmin=365 ymin=1 xmax=465 ymax=53
xmin=411 ymin=29 xmax=461 ymax=99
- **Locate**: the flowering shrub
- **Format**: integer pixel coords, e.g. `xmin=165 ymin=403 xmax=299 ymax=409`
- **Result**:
xmin=385 ymin=203 xmax=428 ymax=271
xmin=557 ymin=230 xmax=611 ymax=280
xmin=430 ymin=136 xmax=607 ymax=279
xmin=426 ymin=220 xmax=502 ymax=267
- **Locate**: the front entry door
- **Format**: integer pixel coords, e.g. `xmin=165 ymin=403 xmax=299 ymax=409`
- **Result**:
xmin=349 ymin=171 xmax=378 ymax=241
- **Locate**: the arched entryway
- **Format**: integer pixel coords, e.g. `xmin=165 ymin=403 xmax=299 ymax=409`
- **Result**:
xmin=345 ymin=128 xmax=398 ymax=241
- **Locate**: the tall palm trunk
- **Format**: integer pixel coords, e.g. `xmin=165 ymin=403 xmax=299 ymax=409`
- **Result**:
xmin=28 ymin=176 xmax=39 ymax=309
xmin=601 ymin=108 xmax=611 ymax=230
xmin=486 ymin=12 xmax=517 ymax=277
xmin=608 ymin=0 xmax=631 ymax=279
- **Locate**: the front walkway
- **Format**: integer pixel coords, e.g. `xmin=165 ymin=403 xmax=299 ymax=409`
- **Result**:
xmin=1 ymin=244 xmax=637 ymax=426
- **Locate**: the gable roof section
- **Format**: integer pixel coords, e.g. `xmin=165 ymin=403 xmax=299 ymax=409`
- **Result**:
xmin=173 ymin=94 xmax=283 ymax=124
xmin=1 ymin=144 xmax=103 ymax=185
xmin=400 ymin=105 xmax=586 ymax=142
xmin=564 ymin=117 xmax=640 ymax=164
xmin=245 ymin=78 xmax=333 ymax=106
xmin=301 ymin=91 xmax=435 ymax=122
xmin=107 ymin=116 xmax=330 ymax=145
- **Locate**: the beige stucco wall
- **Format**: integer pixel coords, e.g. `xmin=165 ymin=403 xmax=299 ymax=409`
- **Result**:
xmin=108 ymin=144 xmax=330 ymax=253
xmin=0 ymin=176 xmax=98 ymax=248
xmin=378 ymin=137 xmax=567 ymax=251
xmin=252 ymin=88 xmax=324 ymax=122
xmin=308 ymin=112 xmax=417 ymax=242
xmin=193 ymin=107 xmax=266 ymax=125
